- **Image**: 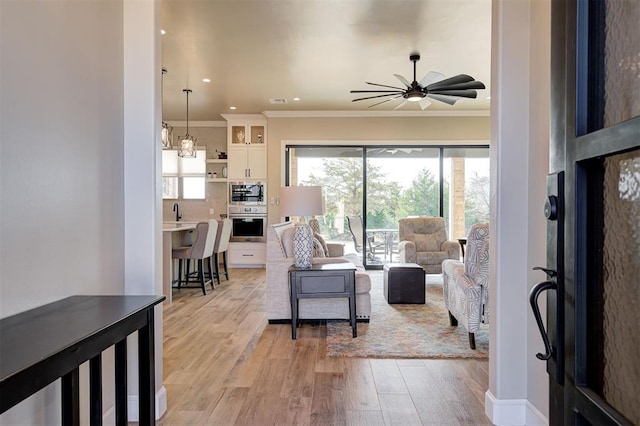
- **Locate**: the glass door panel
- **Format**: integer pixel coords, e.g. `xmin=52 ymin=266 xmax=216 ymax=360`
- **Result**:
xmin=586 ymin=149 xmax=640 ymax=425
xmin=443 ymin=148 xmax=490 ymax=240
xmin=287 ymin=147 xmax=364 ymax=261
xmin=366 ymin=147 xmax=440 ymax=266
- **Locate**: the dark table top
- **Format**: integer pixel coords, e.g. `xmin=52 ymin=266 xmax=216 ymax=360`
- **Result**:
xmin=289 ymin=262 xmax=357 ymax=272
xmin=0 ymin=295 xmax=164 ymax=383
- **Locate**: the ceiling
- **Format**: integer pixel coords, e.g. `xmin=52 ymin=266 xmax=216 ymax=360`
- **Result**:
xmin=161 ymin=0 xmax=492 ymax=121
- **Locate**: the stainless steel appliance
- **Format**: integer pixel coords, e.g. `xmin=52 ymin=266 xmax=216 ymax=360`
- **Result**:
xmin=228 ymin=205 xmax=267 ymax=242
xmin=229 ymin=181 xmax=266 ymax=205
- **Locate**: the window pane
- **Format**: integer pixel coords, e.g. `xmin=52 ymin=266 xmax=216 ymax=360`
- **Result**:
xmin=183 ymin=177 xmax=205 ymax=199
xmin=162 ymin=150 xmax=178 ymax=175
xmin=162 ymin=177 xmax=178 ymax=199
xmin=180 ymin=149 xmax=206 ymax=175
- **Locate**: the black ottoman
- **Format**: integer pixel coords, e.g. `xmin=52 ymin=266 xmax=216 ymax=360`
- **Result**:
xmin=383 ymin=263 xmax=425 ymax=304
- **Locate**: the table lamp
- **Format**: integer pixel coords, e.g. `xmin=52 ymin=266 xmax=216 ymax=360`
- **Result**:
xmin=280 ymin=186 xmax=324 ymax=268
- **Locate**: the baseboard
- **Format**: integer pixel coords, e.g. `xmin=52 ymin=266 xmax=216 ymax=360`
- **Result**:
xmin=127 ymin=386 xmax=167 ymax=421
xmin=526 ymin=400 xmax=548 ymax=426
xmin=485 ymin=391 xmax=526 ymax=425
xmin=485 ymin=391 xmax=548 ymax=426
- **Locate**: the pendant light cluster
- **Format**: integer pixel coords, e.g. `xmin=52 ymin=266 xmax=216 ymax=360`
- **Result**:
xmin=161 ymin=68 xmax=173 ymax=149
xmin=177 ymin=88 xmax=197 ymax=158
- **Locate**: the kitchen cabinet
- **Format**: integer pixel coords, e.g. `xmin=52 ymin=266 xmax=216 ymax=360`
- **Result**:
xmin=222 ymin=114 xmax=267 ymax=180
xmin=228 ymin=242 xmax=266 ymax=267
xmin=227 ymin=145 xmax=266 ymax=179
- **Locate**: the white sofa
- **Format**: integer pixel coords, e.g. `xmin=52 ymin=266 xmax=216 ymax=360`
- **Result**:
xmin=266 ymin=222 xmax=372 ymax=322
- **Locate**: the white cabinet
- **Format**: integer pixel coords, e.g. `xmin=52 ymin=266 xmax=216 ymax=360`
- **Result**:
xmin=228 ymin=145 xmax=267 ymax=179
xmin=222 ymin=114 xmax=267 ymax=180
xmin=228 ymin=242 xmax=266 ymax=267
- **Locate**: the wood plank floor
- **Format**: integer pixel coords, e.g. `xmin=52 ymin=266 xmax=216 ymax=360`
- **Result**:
xmin=158 ymin=268 xmax=492 ymax=426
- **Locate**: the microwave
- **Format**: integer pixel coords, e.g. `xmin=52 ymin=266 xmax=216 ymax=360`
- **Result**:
xmin=229 ymin=181 xmax=266 ymax=205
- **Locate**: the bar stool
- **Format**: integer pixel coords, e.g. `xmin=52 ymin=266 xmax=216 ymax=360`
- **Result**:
xmin=172 ymin=219 xmax=218 ymax=295
xmin=212 ymin=219 xmax=232 ymax=284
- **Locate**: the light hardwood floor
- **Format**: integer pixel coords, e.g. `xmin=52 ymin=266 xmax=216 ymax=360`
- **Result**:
xmin=158 ymin=268 xmax=492 ymax=426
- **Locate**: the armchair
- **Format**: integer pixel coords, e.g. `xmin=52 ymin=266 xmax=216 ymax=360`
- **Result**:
xmin=397 ymin=217 xmax=460 ymax=273
xmin=442 ymin=223 xmax=489 ymax=349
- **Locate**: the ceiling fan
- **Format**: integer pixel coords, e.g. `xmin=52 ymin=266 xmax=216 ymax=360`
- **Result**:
xmin=350 ymin=53 xmax=486 ymax=110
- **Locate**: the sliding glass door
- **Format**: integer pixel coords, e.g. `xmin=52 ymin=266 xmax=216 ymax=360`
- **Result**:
xmin=286 ymin=145 xmax=489 ymax=269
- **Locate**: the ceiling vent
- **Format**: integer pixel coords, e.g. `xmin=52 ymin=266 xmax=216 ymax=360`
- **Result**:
xmin=269 ymin=98 xmax=288 ymax=104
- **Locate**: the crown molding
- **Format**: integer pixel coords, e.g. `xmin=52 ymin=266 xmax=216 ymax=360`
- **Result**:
xmin=261 ymin=110 xmax=490 ymax=118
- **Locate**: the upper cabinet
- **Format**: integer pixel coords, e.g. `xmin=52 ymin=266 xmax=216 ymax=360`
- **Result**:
xmin=222 ymin=114 xmax=267 ymax=180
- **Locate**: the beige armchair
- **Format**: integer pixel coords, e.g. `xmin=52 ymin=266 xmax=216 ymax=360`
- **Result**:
xmin=397 ymin=217 xmax=460 ymax=273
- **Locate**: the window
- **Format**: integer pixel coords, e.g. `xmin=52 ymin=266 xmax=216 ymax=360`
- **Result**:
xmin=162 ymin=149 xmax=206 ymax=199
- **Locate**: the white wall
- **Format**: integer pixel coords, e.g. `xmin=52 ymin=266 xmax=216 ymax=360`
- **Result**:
xmin=0 ymin=0 xmax=164 ymax=423
xmin=486 ymin=0 xmax=550 ymax=424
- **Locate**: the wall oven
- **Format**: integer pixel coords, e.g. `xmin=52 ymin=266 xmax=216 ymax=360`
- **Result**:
xmin=228 ymin=205 xmax=267 ymax=242
xmin=229 ymin=181 xmax=266 ymax=205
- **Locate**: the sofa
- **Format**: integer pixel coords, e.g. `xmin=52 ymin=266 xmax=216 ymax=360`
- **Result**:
xmin=266 ymin=222 xmax=372 ymax=322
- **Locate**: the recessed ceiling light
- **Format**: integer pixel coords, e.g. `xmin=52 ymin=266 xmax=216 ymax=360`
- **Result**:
xmin=161 ymin=29 xmax=166 ymax=35
xmin=293 ymin=97 xmax=301 ymax=101
xmin=229 ymin=106 xmax=237 ymax=110
xmin=202 ymin=78 xmax=211 ymax=83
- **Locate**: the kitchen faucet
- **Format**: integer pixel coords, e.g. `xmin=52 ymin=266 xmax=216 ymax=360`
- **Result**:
xmin=173 ymin=203 xmax=182 ymax=221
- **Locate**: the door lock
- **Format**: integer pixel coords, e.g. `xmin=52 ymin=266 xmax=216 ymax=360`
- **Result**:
xmin=544 ymin=195 xmax=558 ymax=220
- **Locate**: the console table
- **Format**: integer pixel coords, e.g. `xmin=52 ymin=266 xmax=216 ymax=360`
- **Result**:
xmin=0 ymin=295 xmax=165 ymax=425
xmin=289 ymin=263 xmax=357 ymax=340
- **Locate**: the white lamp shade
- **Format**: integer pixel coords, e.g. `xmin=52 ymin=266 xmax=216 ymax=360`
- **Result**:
xmin=280 ymin=186 xmax=323 ymax=217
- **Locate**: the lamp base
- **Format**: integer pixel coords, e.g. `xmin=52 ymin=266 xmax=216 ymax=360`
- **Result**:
xmin=293 ymin=223 xmax=313 ymax=268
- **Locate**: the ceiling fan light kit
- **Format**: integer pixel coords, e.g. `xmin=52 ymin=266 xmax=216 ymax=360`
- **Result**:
xmin=178 ymin=88 xmax=197 ymax=158
xmin=350 ymin=53 xmax=485 ymax=110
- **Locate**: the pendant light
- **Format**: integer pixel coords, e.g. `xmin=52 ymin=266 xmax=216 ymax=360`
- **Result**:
xmin=161 ymin=68 xmax=173 ymax=149
xmin=178 ymin=88 xmax=197 ymax=158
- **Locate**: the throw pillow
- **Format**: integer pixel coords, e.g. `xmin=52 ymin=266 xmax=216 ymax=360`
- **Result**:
xmin=280 ymin=227 xmax=296 ymax=257
xmin=312 ymin=238 xmax=326 ymax=258
xmin=313 ymin=232 xmax=330 ymax=257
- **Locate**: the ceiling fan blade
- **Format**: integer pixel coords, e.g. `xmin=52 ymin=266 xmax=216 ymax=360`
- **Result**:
xmin=418 ymin=98 xmax=432 ymax=110
xmin=393 ymin=74 xmax=411 ymax=88
xmin=352 ymin=93 xmax=402 ymax=102
xmin=419 ymin=71 xmax=445 ymax=87
xmin=427 ymin=94 xmax=463 ymax=105
xmin=429 ymin=89 xmax=478 ymax=99
xmin=393 ymin=99 xmax=408 ymax=110
xmin=369 ymin=95 xmax=403 ymax=108
xmin=426 ymin=74 xmax=475 ymax=90
xmin=351 ymin=89 xmax=404 ymax=93
xmin=429 ymin=80 xmax=486 ymax=91
xmin=365 ymin=81 xmax=406 ymax=90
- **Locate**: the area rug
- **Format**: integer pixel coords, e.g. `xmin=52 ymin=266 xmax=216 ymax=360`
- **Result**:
xmin=326 ymin=272 xmax=489 ymax=359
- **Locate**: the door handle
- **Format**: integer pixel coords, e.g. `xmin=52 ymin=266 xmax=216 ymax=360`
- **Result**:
xmin=529 ymin=270 xmax=557 ymax=361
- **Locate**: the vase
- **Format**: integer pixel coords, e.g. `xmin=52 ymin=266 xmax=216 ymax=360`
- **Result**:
xmin=293 ymin=223 xmax=313 ymax=268
xmin=222 ymin=166 xmax=228 ymax=178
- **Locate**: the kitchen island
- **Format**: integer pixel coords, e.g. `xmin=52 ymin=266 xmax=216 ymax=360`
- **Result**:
xmin=163 ymin=222 xmax=197 ymax=303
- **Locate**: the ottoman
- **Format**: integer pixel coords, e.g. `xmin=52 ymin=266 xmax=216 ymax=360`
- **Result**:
xmin=383 ymin=263 xmax=425 ymax=304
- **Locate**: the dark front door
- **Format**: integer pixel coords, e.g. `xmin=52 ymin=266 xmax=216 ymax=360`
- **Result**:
xmin=541 ymin=0 xmax=640 ymax=424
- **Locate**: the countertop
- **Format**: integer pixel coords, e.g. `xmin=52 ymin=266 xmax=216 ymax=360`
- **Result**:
xmin=163 ymin=222 xmax=198 ymax=232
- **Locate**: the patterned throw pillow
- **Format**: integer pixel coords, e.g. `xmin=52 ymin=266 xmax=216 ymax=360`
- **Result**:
xmin=312 ymin=238 xmax=326 ymax=257
xmin=313 ymin=232 xmax=330 ymax=256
